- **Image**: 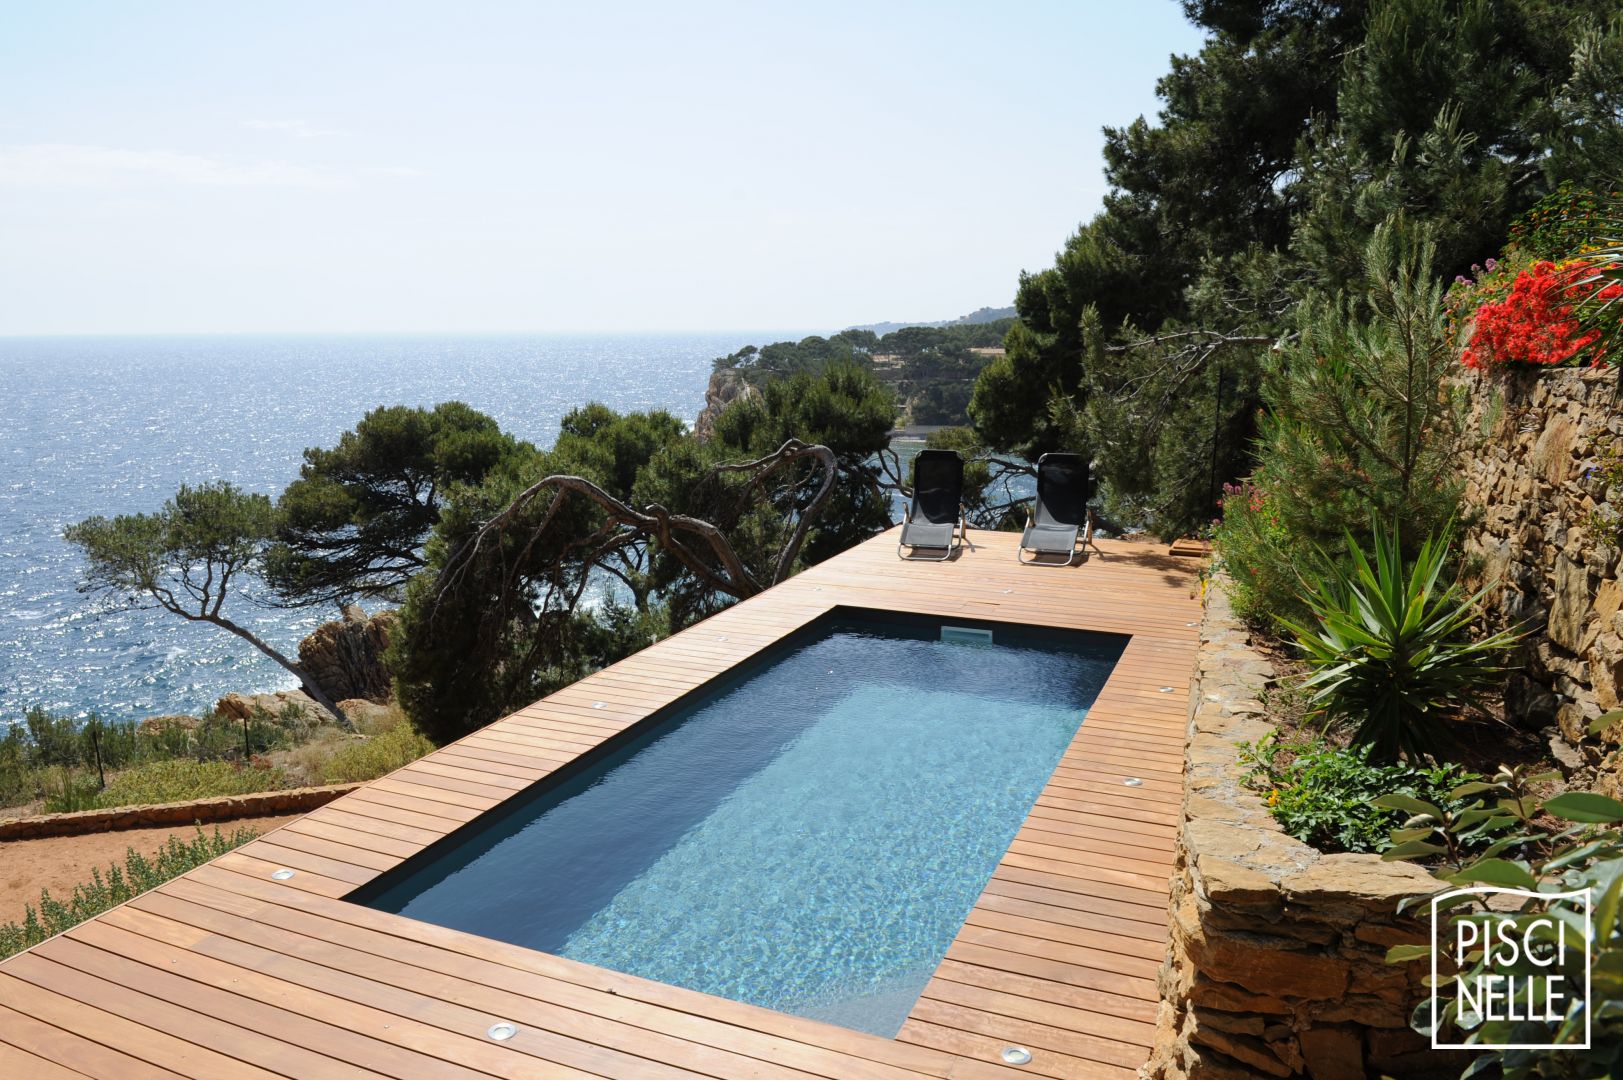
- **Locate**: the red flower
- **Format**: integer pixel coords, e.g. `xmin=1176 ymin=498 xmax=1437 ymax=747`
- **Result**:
xmin=1462 ymin=261 xmax=1607 ymax=368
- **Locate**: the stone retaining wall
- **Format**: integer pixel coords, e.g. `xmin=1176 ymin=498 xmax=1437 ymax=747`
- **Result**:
xmin=1458 ymin=366 xmax=1622 ymax=767
xmin=1144 ymin=579 xmax=1452 ymax=1080
xmin=0 ymin=783 xmax=361 ymax=841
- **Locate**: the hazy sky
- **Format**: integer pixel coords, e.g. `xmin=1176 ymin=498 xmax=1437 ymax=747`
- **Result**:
xmin=0 ymin=2 xmax=1204 ymax=335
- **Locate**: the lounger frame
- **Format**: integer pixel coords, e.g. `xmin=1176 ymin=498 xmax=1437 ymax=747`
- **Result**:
xmin=1017 ymin=508 xmax=1099 ymax=566
xmin=897 ymin=503 xmax=968 ymax=561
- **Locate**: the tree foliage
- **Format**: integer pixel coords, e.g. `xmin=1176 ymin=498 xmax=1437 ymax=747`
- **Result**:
xmin=65 ymin=482 xmax=345 ymax=720
xmin=718 ymin=322 xmax=1009 ymax=427
xmin=268 ymin=402 xmax=532 ymax=606
xmin=973 ymin=0 xmax=1623 ymax=537
xmin=1215 ymin=218 xmax=1470 ymax=625
xmin=391 ymin=366 xmax=897 ymax=743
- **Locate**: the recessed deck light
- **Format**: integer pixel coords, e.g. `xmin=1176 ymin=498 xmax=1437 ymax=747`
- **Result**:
xmin=1123 ymin=777 xmax=1143 ymax=787
xmin=487 ymin=1022 xmax=518 ymax=1041
xmin=592 ymin=701 xmax=607 ymax=709
xmin=1001 ymin=1046 xmax=1033 ymax=1065
xmin=270 ymin=868 xmax=296 ymax=881
xmin=1158 ymin=686 xmax=1175 ymax=693
xmin=1186 ymin=621 xmax=1199 ymax=627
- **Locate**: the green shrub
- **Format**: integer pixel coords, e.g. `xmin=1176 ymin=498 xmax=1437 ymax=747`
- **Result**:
xmin=1217 ymin=219 xmax=1466 ymax=632
xmin=0 ymin=826 xmax=258 ymax=960
xmin=319 ymin=722 xmax=433 ymax=784
xmin=3 ymin=704 xmax=319 ymax=811
xmin=186 ymin=709 xmax=292 ymax=761
xmin=1282 ymin=520 xmax=1524 ymax=762
xmin=0 ymin=741 xmax=33 ymax=807
xmin=89 ymin=759 xmax=286 ymax=808
xmin=39 ymin=767 xmax=104 ymax=813
xmin=1242 ymin=735 xmax=1475 ymax=853
xmin=22 ymin=707 xmax=82 ymax=767
xmin=1211 ymin=478 xmax=1318 ymax=627
xmin=1381 ymin=764 xmax=1621 ymax=1072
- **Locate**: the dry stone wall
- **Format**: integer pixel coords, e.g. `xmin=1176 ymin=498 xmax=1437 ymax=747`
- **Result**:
xmin=1145 ymin=580 xmax=1453 ymax=1080
xmin=0 ymin=783 xmax=361 ymax=841
xmin=1457 ymin=367 xmax=1623 ymax=773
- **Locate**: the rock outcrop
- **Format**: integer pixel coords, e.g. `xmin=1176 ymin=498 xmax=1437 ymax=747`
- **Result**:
xmin=1457 ymin=366 xmax=1622 ymax=766
xmin=694 ymin=367 xmax=761 ymax=441
xmin=297 ymin=603 xmax=396 ymax=705
xmin=214 ymin=689 xmax=323 ymax=722
xmin=335 ymin=698 xmax=395 ymax=731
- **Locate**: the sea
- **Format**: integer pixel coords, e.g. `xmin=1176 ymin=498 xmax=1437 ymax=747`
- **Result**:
xmin=0 ymin=332 xmax=805 ymax=727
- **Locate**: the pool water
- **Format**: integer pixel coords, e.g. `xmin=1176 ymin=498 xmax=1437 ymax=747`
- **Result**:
xmin=358 ymin=613 xmax=1123 ymax=1037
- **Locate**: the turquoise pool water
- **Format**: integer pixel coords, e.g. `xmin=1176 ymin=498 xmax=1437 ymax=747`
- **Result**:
xmin=358 ymin=612 xmax=1123 ymax=1037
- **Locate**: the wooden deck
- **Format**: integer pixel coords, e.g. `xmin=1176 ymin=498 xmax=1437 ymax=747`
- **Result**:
xmin=0 ymin=528 xmax=1201 ymax=1080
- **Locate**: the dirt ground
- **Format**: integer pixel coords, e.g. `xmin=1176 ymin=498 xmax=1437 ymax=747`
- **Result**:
xmin=0 ymin=813 xmax=304 ymax=926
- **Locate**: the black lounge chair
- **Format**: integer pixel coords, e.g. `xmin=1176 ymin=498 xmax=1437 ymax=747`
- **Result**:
xmin=898 ymin=449 xmax=968 ymax=560
xmin=1018 ymin=452 xmax=1098 ymax=566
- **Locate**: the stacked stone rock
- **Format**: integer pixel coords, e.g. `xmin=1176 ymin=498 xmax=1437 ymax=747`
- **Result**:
xmin=1457 ymin=367 xmax=1623 ymax=778
xmin=1144 ymin=580 xmax=1455 ymax=1080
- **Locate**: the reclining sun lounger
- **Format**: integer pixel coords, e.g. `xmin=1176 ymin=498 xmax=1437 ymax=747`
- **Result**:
xmin=898 ymin=449 xmax=967 ymax=561
xmin=1018 ymin=452 xmax=1096 ymax=566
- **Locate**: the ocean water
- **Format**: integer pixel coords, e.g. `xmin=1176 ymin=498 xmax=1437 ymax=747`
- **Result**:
xmin=0 ymin=332 xmax=775 ymax=726
xmin=360 ymin=615 xmax=1123 ymax=1036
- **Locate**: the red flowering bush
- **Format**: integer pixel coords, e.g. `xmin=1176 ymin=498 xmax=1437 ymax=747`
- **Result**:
xmin=1452 ymin=185 xmax=1623 ymax=370
xmin=1460 ymin=260 xmax=1609 ymax=369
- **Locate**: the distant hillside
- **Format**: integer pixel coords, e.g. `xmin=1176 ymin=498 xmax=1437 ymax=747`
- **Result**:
xmin=845 ymin=305 xmax=1016 ymax=337
xmin=704 ymin=314 xmax=1017 ymax=430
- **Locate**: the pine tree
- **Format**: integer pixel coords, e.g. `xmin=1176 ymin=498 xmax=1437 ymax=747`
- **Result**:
xmin=1218 ymin=217 xmax=1465 ymax=623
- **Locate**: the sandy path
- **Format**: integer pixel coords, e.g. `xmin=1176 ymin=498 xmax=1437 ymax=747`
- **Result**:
xmin=0 ymin=813 xmax=304 ymax=926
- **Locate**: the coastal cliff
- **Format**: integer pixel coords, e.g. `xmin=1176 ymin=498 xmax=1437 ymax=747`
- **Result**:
xmin=694 ymin=366 xmax=762 ymax=440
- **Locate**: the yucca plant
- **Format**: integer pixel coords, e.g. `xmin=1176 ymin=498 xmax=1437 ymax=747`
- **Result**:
xmin=1280 ymin=521 xmax=1524 ymax=763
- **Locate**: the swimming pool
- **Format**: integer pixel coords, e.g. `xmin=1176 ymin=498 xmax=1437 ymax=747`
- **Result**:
xmin=356 ymin=611 xmax=1124 ymax=1037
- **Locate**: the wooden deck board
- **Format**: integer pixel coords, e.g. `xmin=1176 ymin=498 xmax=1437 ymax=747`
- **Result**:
xmin=0 ymin=528 xmax=1200 ymax=1078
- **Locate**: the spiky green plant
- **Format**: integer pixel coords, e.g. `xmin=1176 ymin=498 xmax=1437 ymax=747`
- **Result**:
xmin=1281 ymin=521 xmax=1525 ymax=763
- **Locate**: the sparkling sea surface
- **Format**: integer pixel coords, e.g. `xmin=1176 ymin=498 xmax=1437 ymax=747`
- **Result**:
xmin=0 ymin=332 xmax=776 ymax=726
xmin=361 ymin=617 xmax=1123 ymax=1036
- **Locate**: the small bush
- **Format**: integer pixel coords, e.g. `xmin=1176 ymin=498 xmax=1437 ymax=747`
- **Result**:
xmin=22 ymin=707 xmax=82 ymax=767
xmin=318 ymin=721 xmax=432 ymax=784
xmin=0 ymin=826 xmax=257 ymax=959
xmin=1242 ymin=735 xmax=1476 ymax=853
xmin=3 ymin=703 xmax=329 ymax=811
xmin=40 ymin=767 xmax=103 ymax=813
xmin=275 ymin=729 xmax=352 ymax=787
xmin=1211 ymin=479 xmax=1317 ymax=627
xmin=0 ymin=741 xmax=34 ymax=807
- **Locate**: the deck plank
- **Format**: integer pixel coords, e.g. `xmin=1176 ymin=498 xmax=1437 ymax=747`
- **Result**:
xmin=0 ymin=529 xmax=1200 ymax=1077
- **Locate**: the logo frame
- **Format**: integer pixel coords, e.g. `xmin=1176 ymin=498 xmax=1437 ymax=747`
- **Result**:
xmin=1429 ymin=886 xmax=1592 ymax=1052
